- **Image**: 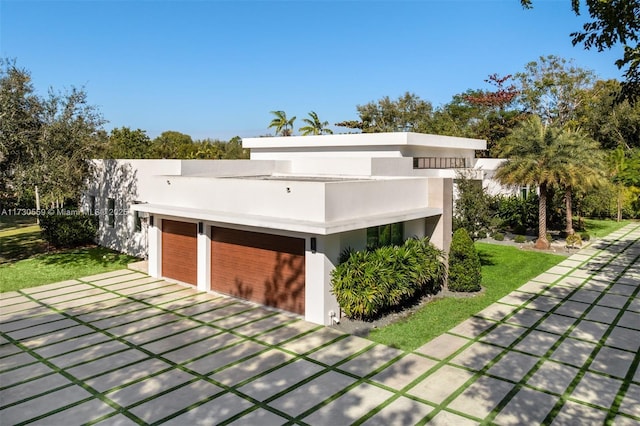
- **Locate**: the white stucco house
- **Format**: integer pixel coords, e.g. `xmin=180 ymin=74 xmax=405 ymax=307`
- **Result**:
xmin=85 ymin=132 xmax=489 ymax=325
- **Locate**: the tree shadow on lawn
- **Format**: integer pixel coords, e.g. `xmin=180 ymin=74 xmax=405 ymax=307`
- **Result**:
xmin=0 ymin=230 xmax=48 ymax=263
xmin=478 ymin=250 xmax=496 ymax=267
xmin=39 ymin=246 xmax=138 ymax=268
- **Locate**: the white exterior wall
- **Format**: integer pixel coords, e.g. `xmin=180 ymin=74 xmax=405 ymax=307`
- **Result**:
xmin=86 ymin=132 xmax=482 ymax=326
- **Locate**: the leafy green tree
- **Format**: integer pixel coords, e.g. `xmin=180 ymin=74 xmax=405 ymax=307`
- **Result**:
xmin=453 ymin=173 xmax=493 ymax=239
xmin=495 ymin=116 xmax=587 ymax=248
xmin=521 ymin=0 xmax=639 ymax=103
xmin=149 ymin=131 xmax=193 ymax=158
xmin=447 ymin=228 xmax=482 ymax=292
xmin=516 ymin=55 xmax=595 ymax=127
xmin=0 ymin=59 xmax=43 ymax=205
xmin=299 ymin=111 xmax=333 ymax=135
xmin=608 ymin=146 xmax=640 ymax=220
xmin=579 ymin=79 xmax=640 ymax=150
xmin=106 ymin=127 xmax=151 ymax=159
xmin=336 ymin=92 xmax=433 ymax=133
xmin=268 ymin=110 xmax=296 ymax=136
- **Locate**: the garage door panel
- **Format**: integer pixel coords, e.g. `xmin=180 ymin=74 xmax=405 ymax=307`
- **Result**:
xmin=162 ymin=220 xmax=197 ymax=285
xmin=211 ymin=228 xmax=305 ymax=315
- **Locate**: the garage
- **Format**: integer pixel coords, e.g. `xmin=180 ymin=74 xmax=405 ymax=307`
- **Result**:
xmin=211 ymin=227 xmax=305 ymax=315
xmin=162 ymin=219 xmax=197 ymax=285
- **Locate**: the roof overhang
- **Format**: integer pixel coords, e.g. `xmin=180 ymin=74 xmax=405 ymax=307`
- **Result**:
xmin=242 ymin=132 xmax=486 ymax=151
xmin=132 ymin=203 xmax=442 ymax=235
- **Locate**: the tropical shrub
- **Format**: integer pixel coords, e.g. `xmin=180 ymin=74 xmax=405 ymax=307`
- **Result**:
xmin=448 ymin=229 xmax=482 ymax=292
xmin=566 ymin=233 xmax=583 ymax=248
xmin=331 ymin=238 xmax=444 ymax=320
xmin=39 ymin=213 xmax=98 ymax=248
xmin=514 ymin=235 xmax=527 ymax=243
xmin=495 ymin=194 xmax=538 ymax=233
xmin=492 ymin=232 xmax=505 ymax=241
xmin=580 ymin=232 xmax=590 ymax=241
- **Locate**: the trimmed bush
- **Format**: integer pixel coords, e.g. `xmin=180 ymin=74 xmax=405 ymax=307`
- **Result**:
xmin=448 ymin=229 xmax=482 ymax=292
xmin=331 ymin=238 xmax=445 ymax=320
xmin=477 ymin=230 xmax=488 ymax=239
xmin=39 ymin=213 xmax=98 ymax=248
xmin=514 ymin=235 xmax=527 ymax=243
xmin=492 ymin=232 xmax=505 ymax=241
xmin=580 ymin=232 xmax=590 ymax=241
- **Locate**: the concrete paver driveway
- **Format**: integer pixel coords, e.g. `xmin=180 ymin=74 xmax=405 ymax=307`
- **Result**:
xmin=1 ymin=224 xmax=639 ymax=425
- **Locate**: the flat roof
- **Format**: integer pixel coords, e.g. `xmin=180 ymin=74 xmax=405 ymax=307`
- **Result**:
xmin=242 ymin=132 xmax=486 ymax=150
xmin=224 ymin=175 xmax=372 ymax=183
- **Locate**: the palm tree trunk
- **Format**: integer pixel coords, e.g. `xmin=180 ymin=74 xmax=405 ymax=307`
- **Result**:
xmin=565 ymin=188 xmax=574 ymax=235
xmin=535 ymin=184 xmax=550 ymax=249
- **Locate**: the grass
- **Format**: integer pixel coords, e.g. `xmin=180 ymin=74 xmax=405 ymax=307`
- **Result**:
xmin=579 ymin=218 xmax=631 ymax=239
xmin=0 ymin=216 xmax=139 ymax=293
xmin=368 ymin=243 xmax=565 ymax=351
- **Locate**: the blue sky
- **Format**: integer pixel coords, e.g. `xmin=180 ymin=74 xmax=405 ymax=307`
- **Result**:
xmin=1 ymin=0 xmax=625 ymax=140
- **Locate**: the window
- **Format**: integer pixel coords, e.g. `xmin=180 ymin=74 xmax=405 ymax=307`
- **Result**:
xmin=107 ymin=198 xmax=115 ymax=227
xmin=367 ymin=222 xmax=404 ymax=248
xmin=413 ymin=157 xmax=469 ymax=169
xmin=133 ymin=202 xmax=142 ymax=232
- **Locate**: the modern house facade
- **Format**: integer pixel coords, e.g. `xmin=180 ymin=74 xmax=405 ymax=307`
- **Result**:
xmin=85 ymin=132 xmax=487 ymax=325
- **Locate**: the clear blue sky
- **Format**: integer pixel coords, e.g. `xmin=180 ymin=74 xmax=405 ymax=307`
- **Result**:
xmin=1 ymin=0 xmax=625 ymax=141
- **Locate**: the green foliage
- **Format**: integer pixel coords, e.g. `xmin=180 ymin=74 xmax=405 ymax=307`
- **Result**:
xmin=39 ymin=213 xmax=98 ymax=248
xmin=268 ymin=110 xmax=296 ymax=136
xmin=566 ymin=233 xmax=583 ymax=248
xmin=514 ymin=235 xmax=527 ymax=243
xmin=495 ymin=194 xmax=539 ymax=233
xmin=1 ymin=59 xmax=106 ymax=207
xmin=335 ymin=92 xmax=434 ymax=133
xmin=331 ymin=238 xmax=444 ymax=320
xmin=368 ymin=243 xmax=564 ymax=351
xmin=492 ymin=232 xmax=505 ymax=241
xmin=448 ymin=229 xmax=482 ymax=292
xmin=580 ymin=232 xmax=591 ymax=241
xmin=516 ymin=55 xmax=595 ymax=126
xmin=522 ymin=0 xmax=640 ymax=103
xmin=299 ymin=111 xmax=333 ymax=135
xmin=106 ymin=127 xmax=151 ymax=159
xmin=477 ymin=230 xmax=488 ymax=239
xmin=453 ymin=174 xmax=492 ymax=239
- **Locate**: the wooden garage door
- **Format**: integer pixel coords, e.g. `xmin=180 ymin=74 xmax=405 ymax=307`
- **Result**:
xmin=211 ymin=227 xmax=305 ymax=314
xmin=162 ymin=220 xmax=197 ymax=285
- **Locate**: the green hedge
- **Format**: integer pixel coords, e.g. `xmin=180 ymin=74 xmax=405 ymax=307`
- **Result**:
xmin=331 ymin=238 xmax=445 ymax=320
xmin=448 ymin=229 xmax=482 ymax=292
xmin=39 ymin=213 xmax=98 ymax=248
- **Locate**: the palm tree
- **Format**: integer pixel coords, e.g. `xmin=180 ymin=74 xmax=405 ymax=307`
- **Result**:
xmin=268 ymin=111 xmax=296 ymax=136
xmin=495 ymin=116 xmax=597 ymax=249
xmin=556 ymin=128 xmax=605 ymax=234
xmin=299 ymin=111 xmax=333 ymax=135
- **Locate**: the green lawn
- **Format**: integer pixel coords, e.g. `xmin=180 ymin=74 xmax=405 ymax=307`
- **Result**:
xmin=368 ymin=243 xmax=565 ymax=351
xmin=579 ymin=218 xmax=631 ymax=239
xmin=0 ymin=216 xmax=139 ymax=293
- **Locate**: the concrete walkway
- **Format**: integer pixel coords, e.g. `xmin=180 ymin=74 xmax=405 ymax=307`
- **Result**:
xmin=1 ymin=224 xmax=638 ymax=425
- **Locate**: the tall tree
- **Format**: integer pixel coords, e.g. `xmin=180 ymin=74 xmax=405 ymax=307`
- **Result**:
xmin=495 ymin=116 xmax=596 ymax=248
xmin=0 ymin=59 xmax=42 ymax=203
xmin=299 ymin=111 xmax=333 ymax=135
xmin=268 ymin=110 xmax=296 ymax=136
xmin=516 ymin=55 xmax=595 ymax=127
xmin=555 ymin=128 xmax=605 ymax=234
xmin=521 ymin=0 xmax=640 ymax=103
xmin=579 ymin=79 xmax=640 ymax=150
xmin=336 ymin=92 xmax=433 ymax=133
